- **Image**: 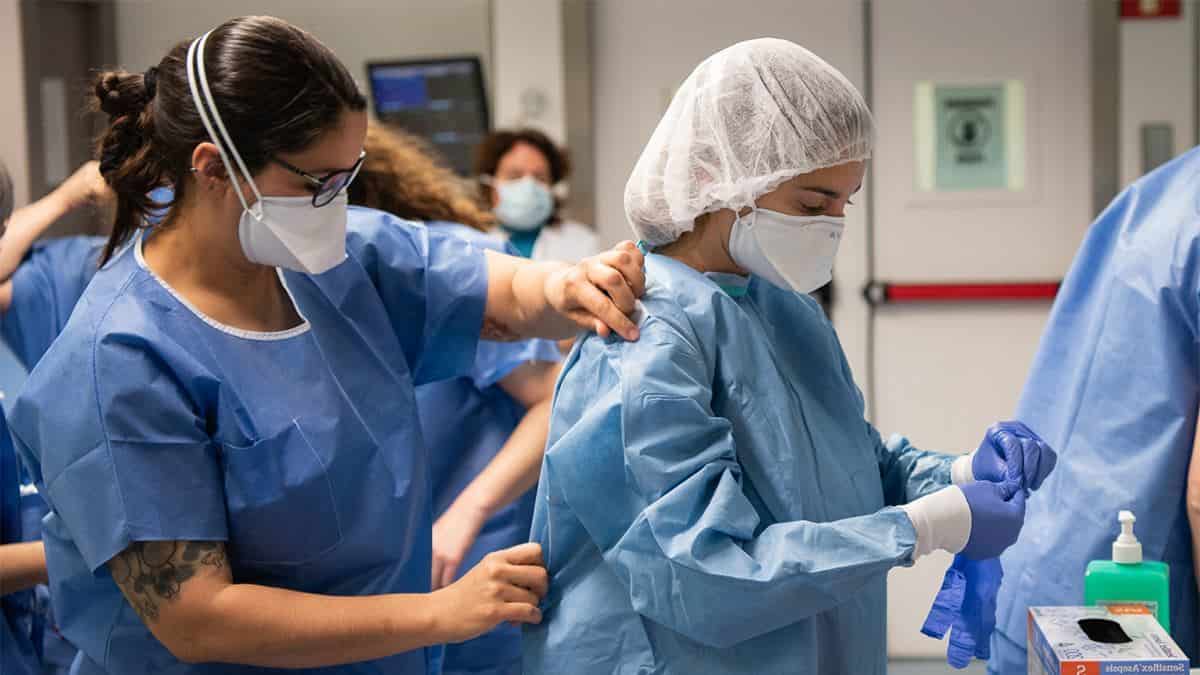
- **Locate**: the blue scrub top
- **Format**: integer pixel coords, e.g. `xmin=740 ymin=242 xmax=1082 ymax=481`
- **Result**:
xmin=9 ymin=207 xmax=489 ymax=674
xmin=500 ymin=226 xmax=540 ymax=259
xmin=2 ymin=412 xmax=41 ymax=675
xmin=992 ymin=147 xmax=1200 ymax=672
xmin=2 ymin=236 xmax=104 ymax=371
xmin=417 ymin=223 xmax=560 ymax=675
xmin=0 ymin=235 xmax=102 ymax=675
xmin=524 ymin=255 xmax=956 ymax=675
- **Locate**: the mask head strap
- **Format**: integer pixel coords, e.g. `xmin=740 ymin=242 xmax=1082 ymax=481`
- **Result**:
xmin=186 ymin=30 xmax=264 ymax=219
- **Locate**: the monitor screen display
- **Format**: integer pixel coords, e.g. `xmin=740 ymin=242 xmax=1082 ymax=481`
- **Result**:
xmin=367 ymin=57 xmax=489 ymax=175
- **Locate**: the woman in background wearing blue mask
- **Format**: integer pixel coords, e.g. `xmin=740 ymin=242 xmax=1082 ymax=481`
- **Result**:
xmin=350 ymin=122 xmax=561 ymax=675
xmin=10 ymin=16 xmax=645 ymax=675
xmin=474 ymin=129 xmax=599 ymax=263
xmin=524 ymin=38 xmax=1055 ymax=675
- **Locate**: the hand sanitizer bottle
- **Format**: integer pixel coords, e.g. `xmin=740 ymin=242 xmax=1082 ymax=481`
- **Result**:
xmin=1084 ymin=511 xmax=1171 ymax=631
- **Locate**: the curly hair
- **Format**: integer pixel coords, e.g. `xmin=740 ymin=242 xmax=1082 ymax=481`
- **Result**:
xmin=473 ymin=127 xmax=571 ymax=224
xmin=348 ymin=122 xmax=494 ymax=232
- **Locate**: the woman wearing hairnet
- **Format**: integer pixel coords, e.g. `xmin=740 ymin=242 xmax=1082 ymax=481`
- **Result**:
xmin=522 ymin=38 xmax=1056 ymax=674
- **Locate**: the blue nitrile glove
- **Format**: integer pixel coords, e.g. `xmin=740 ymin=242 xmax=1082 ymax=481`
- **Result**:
xmin=921 ymin=554 xmax=1003 ymax=669
xmin=971 ymin=421 xmax=1057 ymax=494
xmin=961 ymin=448 xmax=1026 ymax=560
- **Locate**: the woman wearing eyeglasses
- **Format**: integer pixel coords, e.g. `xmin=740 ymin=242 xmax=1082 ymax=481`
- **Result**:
xmin=8 ymin=16 xmax=644 ymax=675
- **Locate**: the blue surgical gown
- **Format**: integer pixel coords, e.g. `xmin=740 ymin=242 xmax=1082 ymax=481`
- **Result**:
xmin=9 ymin=206 xmax=489 ymax=674
xmin=0 ymin=235 xmax=101 ymax=675
xmin=990 ymin=148 xmax=1200 ymax=673
xmin=416 ymin=223 xmax=560 ymax=675
xmin=523 ymin=254 xmax=957 ymax=675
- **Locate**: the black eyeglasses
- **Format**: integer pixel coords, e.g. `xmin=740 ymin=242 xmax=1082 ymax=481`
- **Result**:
xmin=274 ymin=150 xmax=366 ymax=207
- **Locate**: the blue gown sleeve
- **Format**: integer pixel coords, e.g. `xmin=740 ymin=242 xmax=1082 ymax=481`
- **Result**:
xmin=424 ymin=221 xmax=561 ymax=389
xmin=1 ymin=237 xmax=101 ymax=370
xmin=8 ymin=326 xmax=226 ymax=572
xmin=470 ymin=338 xmax=561 ymax=390
xmin=872 ymin=432 xmax=955 ymax=505
xmin=345 ymin=208 xmax=488 ymax=386
xmin=545 ymin=315 xmax=918 ymax=649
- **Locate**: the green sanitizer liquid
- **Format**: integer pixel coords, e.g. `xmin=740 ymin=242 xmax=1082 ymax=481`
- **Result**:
xmin=1084 ymin=511 xmax=1171 ymax=631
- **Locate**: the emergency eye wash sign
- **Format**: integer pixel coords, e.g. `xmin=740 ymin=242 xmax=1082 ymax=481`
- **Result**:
xmin=1028 ymin=607 xmax=1189 ymax=674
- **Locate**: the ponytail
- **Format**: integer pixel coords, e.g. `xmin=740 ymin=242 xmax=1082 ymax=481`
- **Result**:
xmin=92 ymin=67 xmax=170 ymax=265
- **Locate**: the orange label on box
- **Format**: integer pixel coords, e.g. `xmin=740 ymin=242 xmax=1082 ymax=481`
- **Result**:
xmin=1060 ymin=662 xmax=1100 ymax=675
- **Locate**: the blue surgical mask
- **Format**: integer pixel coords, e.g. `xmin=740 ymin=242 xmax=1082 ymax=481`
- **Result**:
xmin=495 ymin=177 xmax=554 ymax=231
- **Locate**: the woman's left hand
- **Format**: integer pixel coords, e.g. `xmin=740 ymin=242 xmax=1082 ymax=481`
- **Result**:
xmin=545 ymin=241 xmax=645 ymax=341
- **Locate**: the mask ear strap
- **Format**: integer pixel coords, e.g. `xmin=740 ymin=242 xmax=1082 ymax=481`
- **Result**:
xmin=732 ymin=206 xmax=758 ymax=231
xmin=186 ymin=30 xmax=263 ymax=218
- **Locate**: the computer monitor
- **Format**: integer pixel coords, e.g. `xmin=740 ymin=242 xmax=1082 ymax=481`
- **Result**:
xmin=366 ymin=56 xmax=490 ymax=175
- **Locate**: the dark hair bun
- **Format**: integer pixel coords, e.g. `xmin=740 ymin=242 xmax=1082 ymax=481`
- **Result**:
xmin=94 ymin=70 xmax=152 ymax=118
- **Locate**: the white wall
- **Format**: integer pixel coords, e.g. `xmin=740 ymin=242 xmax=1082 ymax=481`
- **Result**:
xmin=0 ymin=0 xmax=30 ymax=207
xmin=870 ymin=0 xmax=1092 ymax=657
xmin=872 ymin=1 xmax=1092 ymax=284
xmin=1120 ymin=5 xmax=1197 ymax=187
xmin=491 ymin=0 xmax=566 ymax=142
xmin=112 ymin=0 xmax=491 ymax=115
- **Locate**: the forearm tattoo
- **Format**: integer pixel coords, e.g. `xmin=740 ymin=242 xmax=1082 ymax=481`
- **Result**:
xmin=109 ymin=541 xmax=226 ymax=623
xmin=481 ymin=316 xmax=518 ymax=341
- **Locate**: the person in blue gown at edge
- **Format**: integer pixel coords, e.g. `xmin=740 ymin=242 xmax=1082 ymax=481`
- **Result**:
xmin=988 ymin=150 xmax=1200 ymax=672
xmin=522 ymin=38 xmax=1057 ymax=675
xmin=9 ymin=15 xmax=648 ymax=675
xmin=0 ymin=158 xmax=119 ymax=675
xmin=348 ymin=122 xmax=562 ymax=675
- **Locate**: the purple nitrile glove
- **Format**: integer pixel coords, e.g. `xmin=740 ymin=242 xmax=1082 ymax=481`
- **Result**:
xmin=972 ymin=420 xmax=1058 ymax=495
xmin=921 ymin=554 xmax=1003 ymax=669
xmin=961 ymin=446 xmax=1026 ymax=560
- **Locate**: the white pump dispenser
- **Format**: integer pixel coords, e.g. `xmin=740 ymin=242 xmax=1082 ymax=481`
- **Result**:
xmin=1112 ymin=510 xmax=1143 ymax=565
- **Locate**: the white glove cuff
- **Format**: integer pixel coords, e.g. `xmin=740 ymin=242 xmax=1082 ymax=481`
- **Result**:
xmin=899 ymin=485 xmax=972 ymax=560
xmin=951 ymin=453 xmax=976 ymax=486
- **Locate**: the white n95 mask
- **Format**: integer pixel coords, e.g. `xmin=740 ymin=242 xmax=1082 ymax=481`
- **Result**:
xmin=233 ymin=192 xmax=349 ymax=273
xmin=186 ymin=31 xmax=348 ymax=275
xmin=728 ymin=208 xmax=844 ymax=294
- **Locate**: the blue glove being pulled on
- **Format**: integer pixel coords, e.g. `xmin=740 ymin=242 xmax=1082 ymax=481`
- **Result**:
xmin=960 ymin=480 xmax=1026 ymax=560
xmin=972 ymin=420 xmax=1057 ymax=494
xmin=901 ymin=448 xmax=1027 ymax=561
xmin=961 ymin=446 xmax=1027 ymax=560
xmin=921 ymin=554 xmax=1003 ymax=669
